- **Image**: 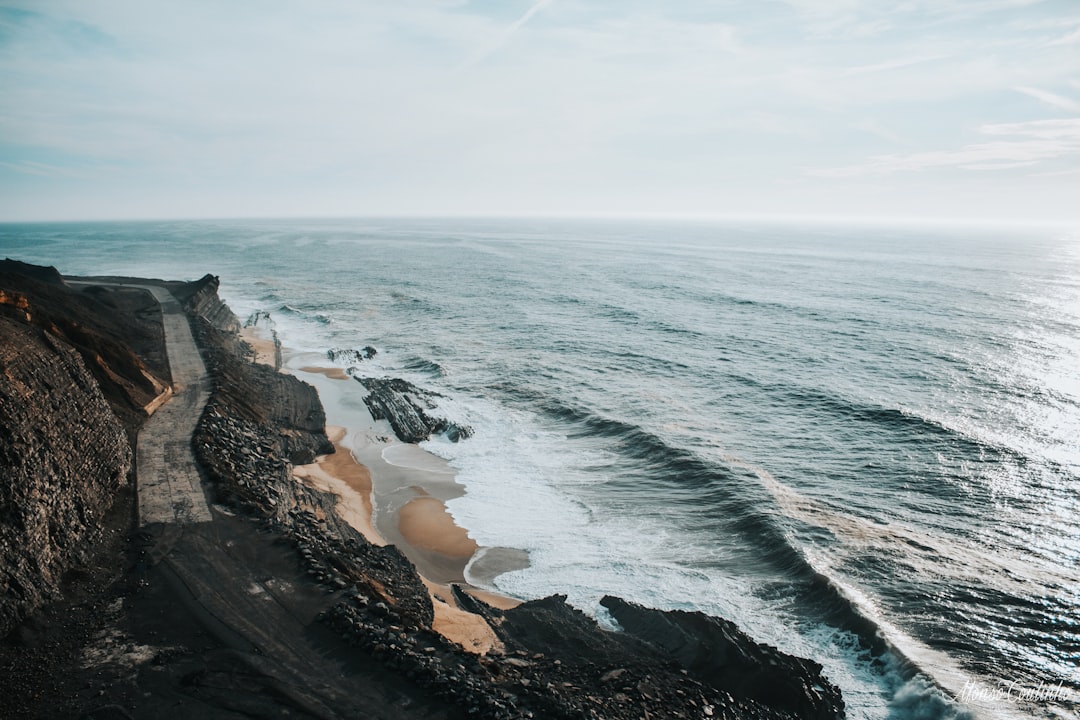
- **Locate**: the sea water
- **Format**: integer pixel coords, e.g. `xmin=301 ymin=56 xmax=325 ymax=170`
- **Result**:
xmin=2 ymin=218 xmax=1078 ymax=719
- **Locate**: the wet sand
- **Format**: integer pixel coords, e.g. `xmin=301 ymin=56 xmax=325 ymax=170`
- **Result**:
xmin=299 ymin=365 xmax=351 ymax=380
xmin=399 ymin=493 xmax=477 ymax=558
xmin=275 ymin=354 xmax=526 ymax=652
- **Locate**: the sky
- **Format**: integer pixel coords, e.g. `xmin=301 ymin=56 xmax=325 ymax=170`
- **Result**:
xmin=0 ymin=0 xmax=1078 ymax=224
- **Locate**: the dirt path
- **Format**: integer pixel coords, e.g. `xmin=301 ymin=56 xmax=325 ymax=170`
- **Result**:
xmin=134 ymin=285 xmax=214 ymax=525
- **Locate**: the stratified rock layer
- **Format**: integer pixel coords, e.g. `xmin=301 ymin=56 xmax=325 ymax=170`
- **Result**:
xmin=0 ymin=261 xmax=170 ymax=435
xmin=0 ymin=317 xmax=132 ymax=636
xmin=358 ymin=376 xmax=473 ymax=443
xmin=177 ymin=273 xmax=241 ymax=334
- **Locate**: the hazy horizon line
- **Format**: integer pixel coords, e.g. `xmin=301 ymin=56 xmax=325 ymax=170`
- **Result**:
xmin=2 ymin=211 xmax=1078 ymax=231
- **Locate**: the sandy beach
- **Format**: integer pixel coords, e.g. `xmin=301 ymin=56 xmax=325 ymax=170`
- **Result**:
xmin=239 ymin=326 xmax=280 ymax=368
xmin=291 ymin=426 xmax=383 ymax=546
xmin=241 ymin=327 xmax=525 ymax=653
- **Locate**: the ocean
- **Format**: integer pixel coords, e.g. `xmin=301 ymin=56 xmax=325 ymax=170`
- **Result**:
xmin=2 ymin=218 xmax=1077 ymax=719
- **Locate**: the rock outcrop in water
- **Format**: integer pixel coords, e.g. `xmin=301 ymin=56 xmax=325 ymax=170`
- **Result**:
xmin=327 ymin=345 xmax=377 ymax=364
xmin=358 ymin=376 xmax=473 ymax=443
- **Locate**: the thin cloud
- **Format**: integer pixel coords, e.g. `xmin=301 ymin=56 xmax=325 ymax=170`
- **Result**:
xmin=1014 ymin=86 xmax=1080 ymax=113
xmin=844 ymin=54 xmax=948 ymax=75
xmin=0 ymin=160 xmax=81 ymax=178
xmin=850 ymin=120 xmax=907 ymax=145
xmin=1030 ymin=167 xmax=1080 ymax=178
xmin=808 ymin=119 xmax=1080 ymax=177
xmin=1048 ymin=24 xmax=1080 ymax=45
xmin=456 ymin=0 xmax=553 ymax=71
xmin=959 ymin=160 xmax=1038 ymax=170
xmin=982 ymin=118 xmax=1080 ymax=139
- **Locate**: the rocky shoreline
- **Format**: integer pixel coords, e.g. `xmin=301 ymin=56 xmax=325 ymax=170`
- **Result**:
xmin=0 ymin=263 xmax=846 ymax=719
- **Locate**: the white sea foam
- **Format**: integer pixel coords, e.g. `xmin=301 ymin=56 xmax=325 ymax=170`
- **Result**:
xmin=416 ymin=392 xmax=925 ymax=720
xmin=381 ymin=443 xmax=454 ymax=474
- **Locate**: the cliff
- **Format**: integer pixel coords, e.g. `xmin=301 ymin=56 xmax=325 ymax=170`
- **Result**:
xmin=0 ymin=317 xmax=133 ymax=636
xmin=0 ymin=259 xmax=171 ymax=436
xmin=184 ymin=282 xmax=434 ymax=626
xmin=180 ymin=275 xmax=333 ymax=467
xmin=171 ymin=272 xmax=240 ymax=334
xmin=0 ymin=261 xmax=179 ymax=639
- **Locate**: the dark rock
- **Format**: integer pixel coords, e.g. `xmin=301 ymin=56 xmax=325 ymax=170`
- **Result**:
xmin=327 ymin=346 xmax=377 ymax=363
xmin=357 ymin=376 xmax=472 ymax=444
xmin=175 ymin=274 xmax=239 ymax=333
xmin=244 ymin=310 xmax=273 ymax=329
xmin=601 ymin=668 xmax=628 ymax=683
xmin=0 ymin=258 xmax=63 ymax=285
xmin=442 ymin=421 xmax=474 ymax=442
xmin=0 ymin=265 xmax=171 ymax=426
xmin=601 ymin=596 xmax=845 ymax=720
xmin=78 ymin=704 xmax=134 ymax=720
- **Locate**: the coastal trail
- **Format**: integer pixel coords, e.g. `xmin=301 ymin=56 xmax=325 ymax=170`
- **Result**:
xmin=134 ymin=285 xmax=214 ymax=525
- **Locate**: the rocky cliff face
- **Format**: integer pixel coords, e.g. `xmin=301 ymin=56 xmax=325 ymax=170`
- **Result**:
xmin=0 ymin=317 xmax=132 ymax=636
xmin=186 ymin=300 xmax=333 ymax=466
xmin=182 ymin=280 xmax=442 ymax=638
xmin=0 ymin=260 xmax=171 ymax=436
xmin=0 ymin=260 xmax=173 ymax=639
xmin=173 ymin=273 xmax=240 ymax=334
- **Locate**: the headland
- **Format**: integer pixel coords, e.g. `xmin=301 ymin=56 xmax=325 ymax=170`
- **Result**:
xmin=0 ymin=259 xmax=845 ymax=719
